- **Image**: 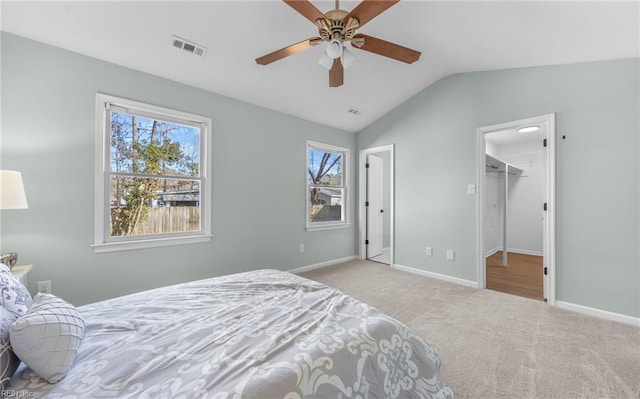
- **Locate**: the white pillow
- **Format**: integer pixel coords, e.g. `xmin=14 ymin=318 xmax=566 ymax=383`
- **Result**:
xmin=10 ymin=293 xmax=85 ymax=383
xmin=0 ymin=307 xmax=20 ymax=390
xmin=0 ymin=264 xmax=32 ymax=318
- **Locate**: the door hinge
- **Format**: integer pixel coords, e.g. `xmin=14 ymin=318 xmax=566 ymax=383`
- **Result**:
xmin=365 ymin=163 xmax=369 ymax=168
xmin=543 ymin=138 xmax=547 ymax=147
xmin=365 ymin=240 xmax=369 ymax=245
xmin=543 ymin=202 xmax=547 ymax=211
xmin=365 ymin=201 xmax=369 ymax=207
xmin=544 ymin=267 xmax=548 ymax=275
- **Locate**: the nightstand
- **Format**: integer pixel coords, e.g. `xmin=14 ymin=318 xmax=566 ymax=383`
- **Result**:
xmin=11 ymin=264 xmax=33 ymax=285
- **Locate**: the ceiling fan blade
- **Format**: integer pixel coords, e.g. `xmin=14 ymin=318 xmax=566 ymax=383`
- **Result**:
xmin=343 ymin=0 xmax=399 ymax=29
xmin=352 ymin=34 xmax=421 ymax=64
xmin=256 ymin=37 xmax=322 ymax=65
xmin=329 ymin=59 xmax=344 ymax=87
xmin=283 ymin=0 xmax=329 ymax=25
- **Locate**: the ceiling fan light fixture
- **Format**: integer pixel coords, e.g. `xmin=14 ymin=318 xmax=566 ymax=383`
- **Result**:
xmin=326 ymin=39 xmax=343 ymax=59
xmin=318 ymin=53 xmax=333 ymax=70
xmin=341 ymin=46 xmax=354 ymax=69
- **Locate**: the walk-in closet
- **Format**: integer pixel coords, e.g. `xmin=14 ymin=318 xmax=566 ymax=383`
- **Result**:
xmin=484 ymin=128 xmax=545 ymax=301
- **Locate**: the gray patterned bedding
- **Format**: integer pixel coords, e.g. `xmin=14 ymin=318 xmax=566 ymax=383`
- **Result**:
xmin=9 ymin=269 xmax=453 ymax=398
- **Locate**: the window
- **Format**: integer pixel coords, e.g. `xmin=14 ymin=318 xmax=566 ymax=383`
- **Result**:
xmin=93 ymin=94 xmax=212 ymax=252
xmin=306 ymin=141 xmax=349 ymax=231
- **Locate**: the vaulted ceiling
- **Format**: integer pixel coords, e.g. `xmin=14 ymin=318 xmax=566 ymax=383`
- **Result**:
xmin=2 ymin=1 xmax=638 ymax=132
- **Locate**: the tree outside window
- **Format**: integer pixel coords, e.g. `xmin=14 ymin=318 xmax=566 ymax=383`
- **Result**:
xmin=109 ymin=111 xmax=201 ymax=237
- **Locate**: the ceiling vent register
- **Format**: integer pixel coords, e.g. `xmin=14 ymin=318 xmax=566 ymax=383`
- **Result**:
xmin=171 ymin=35 xmax=207 ymax=57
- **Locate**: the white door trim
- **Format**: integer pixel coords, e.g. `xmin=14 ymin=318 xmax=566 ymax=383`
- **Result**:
xmin=476 ymin=114 xmax=556 ymax=306
xmin=359 ymin=144 xmax=394 ymax=265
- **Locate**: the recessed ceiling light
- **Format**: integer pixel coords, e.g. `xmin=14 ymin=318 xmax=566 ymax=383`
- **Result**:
xmin=518 ymin=126 xmax=540 ymax=133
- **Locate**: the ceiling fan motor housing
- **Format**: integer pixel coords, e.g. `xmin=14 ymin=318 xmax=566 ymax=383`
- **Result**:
xmin=316 ymin=9 xmax=358 ymax=43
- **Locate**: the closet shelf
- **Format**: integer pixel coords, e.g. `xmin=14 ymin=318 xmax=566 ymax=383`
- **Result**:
xmin=485 ymin=154 xmax=523 ymax=175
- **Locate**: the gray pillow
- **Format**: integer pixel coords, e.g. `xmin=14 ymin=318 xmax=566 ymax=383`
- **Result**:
xmin=0 ymin=307 xmax=20 ymax=390
xmin=0 ymin=264 xmax=32 ymax=318
xmin=10 ymin=293 xmax=85 ymax=383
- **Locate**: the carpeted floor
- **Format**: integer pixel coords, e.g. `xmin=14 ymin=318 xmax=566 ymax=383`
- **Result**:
xmin=300 ymin=259 xmax=640 ymax=399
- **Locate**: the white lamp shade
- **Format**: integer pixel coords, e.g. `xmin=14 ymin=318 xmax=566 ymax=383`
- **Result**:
xmin=341 ymin=46 xmax=355 ymax=69
xmin=318 ymin=53 xmax=333 ymax=70
xmin=326 ymin=39 xmax=343 ymax=59
xmin=0 ymin=171 xmax=28 ymax=210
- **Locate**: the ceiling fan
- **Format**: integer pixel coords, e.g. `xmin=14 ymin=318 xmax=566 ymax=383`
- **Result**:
xmin=255 ymin=0 xmax=421 ymax=88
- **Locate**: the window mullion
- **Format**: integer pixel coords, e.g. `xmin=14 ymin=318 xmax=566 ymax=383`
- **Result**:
xmin=110 ymin=171 xmax=203 ymax=181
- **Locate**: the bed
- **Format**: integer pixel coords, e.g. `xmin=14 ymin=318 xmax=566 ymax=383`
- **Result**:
xmin=7 ymin=269 xmax=453 ymax=398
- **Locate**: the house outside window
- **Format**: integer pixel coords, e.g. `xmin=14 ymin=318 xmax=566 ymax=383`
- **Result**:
xmin=93 ymin=94 xmax=212 ymax=252
xmin=306 ymin=141 xmax=349 ymax=231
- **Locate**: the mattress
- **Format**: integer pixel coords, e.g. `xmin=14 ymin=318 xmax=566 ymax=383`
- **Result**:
xmin=9 ymin=269 xmax=453 ymax=398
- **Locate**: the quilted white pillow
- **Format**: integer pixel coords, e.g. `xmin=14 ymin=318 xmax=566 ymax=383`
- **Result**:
xmin=10 ymin=293 xmax=85 ymax=383
xmin=0 ymin=307 xmax=20 ymax=390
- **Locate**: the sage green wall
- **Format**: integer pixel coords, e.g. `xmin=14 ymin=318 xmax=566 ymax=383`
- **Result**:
xmin=357 ymin=58 xmax=640 ymax=318
xmin=0 ymin=33 xmax=356 ymax=305
xmin=3 ymin=32 xmax=638 ymax=319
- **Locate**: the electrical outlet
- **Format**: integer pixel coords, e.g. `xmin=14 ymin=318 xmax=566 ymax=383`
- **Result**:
xmin=446 ymin=250 xmax=455 ymax=261
xmin=299 ymin=244 xmax=305 ymax=253
xmin=37 ymin=280 xmax=52 ymax=294
xmin=425 ymin=247 xmax=433 ymax=256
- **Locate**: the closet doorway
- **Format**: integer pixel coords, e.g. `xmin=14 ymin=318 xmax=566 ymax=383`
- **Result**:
xmin=476 ymin=114 xmax=556 ymax=304
xmin=359 ymin=145 xmax=394 ymax=266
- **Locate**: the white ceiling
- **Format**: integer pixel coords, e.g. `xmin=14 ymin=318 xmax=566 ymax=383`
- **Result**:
xmin=2 ymin=1 xmax=638 ymax=132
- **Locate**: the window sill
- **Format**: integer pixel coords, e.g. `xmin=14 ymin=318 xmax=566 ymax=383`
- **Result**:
xmin=305 ymin=223 xmax=351 ymax=232
xmin=92 ymin=234 xmax=213 ymax=253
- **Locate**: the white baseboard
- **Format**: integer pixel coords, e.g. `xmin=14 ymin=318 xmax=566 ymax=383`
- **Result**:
xmin=485 ymin=247 xmax=500 ymax=257
xmin=508 ymin=248 xmax=543 ymax=256
xmin=556 ymin=301 xmax=640 ymax=328
xmin=290 ymin=258 xmax=639 ymax=328
xmin=393 ymin=263 xmax=479 ymax=288
xmin=288 ymin=255 xmax=358 ymax=275
xmin=485 ymin=248 xmax=543 ymax=257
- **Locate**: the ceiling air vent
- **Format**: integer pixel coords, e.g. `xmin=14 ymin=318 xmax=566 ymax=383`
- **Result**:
xmin=171 ymin=35 xmax=207 ymax=57
xmin=347 ymin=108 xmax=363 ymax=116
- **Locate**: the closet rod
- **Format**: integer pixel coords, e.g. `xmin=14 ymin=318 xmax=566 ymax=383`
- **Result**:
xmin=486 ymin=169 xmax=525 ymax=176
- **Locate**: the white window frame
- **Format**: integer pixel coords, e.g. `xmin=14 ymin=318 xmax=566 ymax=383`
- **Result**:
xmin=306 ymin=140 xmax=350 ymax=232
xmin=93 ymin=93 xmax=212 ymax=253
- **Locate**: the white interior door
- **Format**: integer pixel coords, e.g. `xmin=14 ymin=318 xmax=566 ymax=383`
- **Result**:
xmin=367 ymin=155 xmax=384 ymax=258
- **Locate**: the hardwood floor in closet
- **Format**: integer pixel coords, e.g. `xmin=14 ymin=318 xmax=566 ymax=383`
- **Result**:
xmin=486 ymin=251 xmax=544 ymax=301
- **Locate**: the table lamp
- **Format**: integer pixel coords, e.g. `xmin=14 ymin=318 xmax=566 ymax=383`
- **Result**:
xmin=0 ymin=170 xmax=28 ymax=269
